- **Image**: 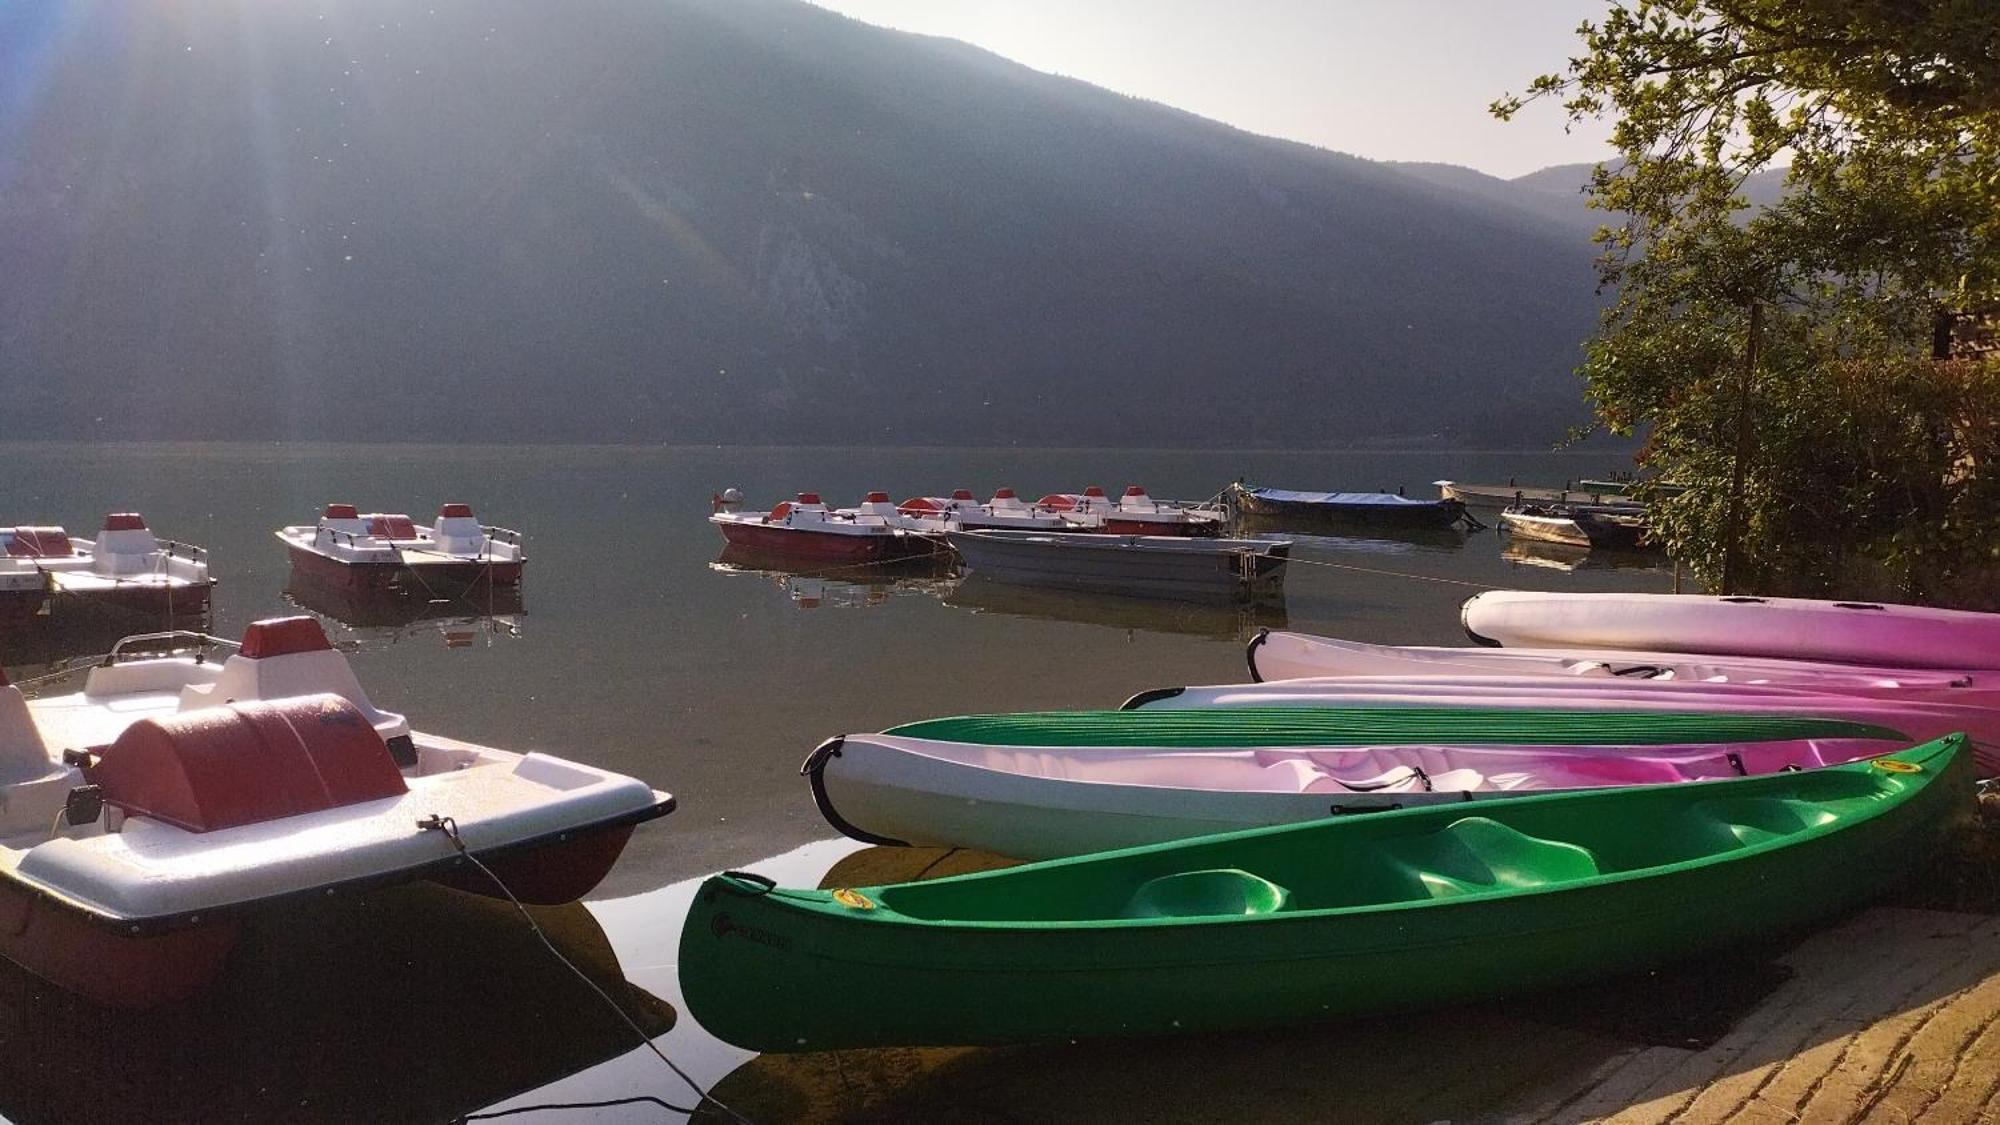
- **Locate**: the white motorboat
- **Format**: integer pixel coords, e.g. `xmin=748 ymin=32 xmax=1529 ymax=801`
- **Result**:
xmin=710 ymin=491 xmax=934 ymax=562
xmin=1036 ymin=486 xmax=1226 ymax=536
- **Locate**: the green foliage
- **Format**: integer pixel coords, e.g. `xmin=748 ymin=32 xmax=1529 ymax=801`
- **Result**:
xmin=1498 ymin=1 xmax=2000 ymax=604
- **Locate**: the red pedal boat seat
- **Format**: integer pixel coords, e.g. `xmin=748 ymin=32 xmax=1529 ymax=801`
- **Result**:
xmin=96 ymin=695 xmax=408 ymax=833
xmin=5 ymin=527 xmax=74 ymax=557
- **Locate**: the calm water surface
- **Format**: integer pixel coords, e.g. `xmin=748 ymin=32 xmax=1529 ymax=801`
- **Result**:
xmin=0 ymin=443 xmax=1670 ymax=1122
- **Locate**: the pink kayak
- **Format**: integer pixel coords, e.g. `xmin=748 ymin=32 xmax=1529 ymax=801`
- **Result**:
xmin=1460 ymin=591 xmax=2000 ymax=670
xmin=805 ymin=726 xmax=1905 ymax=860
xmin=1247 ymin=631 xmax=1999 ymax=707
xmin=1123 ymin=675 xmax=2000 ymax=774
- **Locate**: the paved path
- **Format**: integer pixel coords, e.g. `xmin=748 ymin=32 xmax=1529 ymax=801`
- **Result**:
xmin=1509 ymin=908 xmax=2000 ymax=1124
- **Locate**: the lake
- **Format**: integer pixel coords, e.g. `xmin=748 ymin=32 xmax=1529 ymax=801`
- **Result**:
xmin=0 ymin=442 xmax=1671 ymax=1122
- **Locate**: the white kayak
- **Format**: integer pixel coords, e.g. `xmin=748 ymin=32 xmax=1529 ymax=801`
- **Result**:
xmin=1460 ymin=590 xmax=2000 ymax=670
xmin=1247 ymin=631 xmax=1998 ymax=704
xmin=1121 ymin=676 xmax=2000 ymax=774
xmin=802 ymin=717 xmax=1905 ymax=861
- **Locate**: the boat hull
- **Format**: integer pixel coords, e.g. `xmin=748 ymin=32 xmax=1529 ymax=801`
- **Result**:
xmin=712 ymin=520 xmax=927 ymax=563
xmin=1462 ymin=591 xmax=2000 ymax=670
xmin=683 ymin=739 xmax=1968 ymax=1051
xmin=285 ymin=543 xmax=523 ymax=592
xmin=947 ymin=531 xmax=1288 ymax=603
xmin=0 ymin=880 xmax=241 ymax=1007
xmin=1500 ymin=511 xmax=1589 ymax=546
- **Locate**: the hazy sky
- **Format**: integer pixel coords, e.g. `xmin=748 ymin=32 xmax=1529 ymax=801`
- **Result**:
xmin=806 ymin=0 xmax=1618 ymax=179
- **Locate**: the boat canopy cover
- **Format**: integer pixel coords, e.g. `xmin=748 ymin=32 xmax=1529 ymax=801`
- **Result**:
xmin=1245 ymin=488 xmax=1443 ymax=508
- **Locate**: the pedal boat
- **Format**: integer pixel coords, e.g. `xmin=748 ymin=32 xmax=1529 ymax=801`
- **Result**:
xmin=1036 ymin=486 xmax=1226 ymax=537
xmin=894 ymin=489 xmax=1080 ymax=534
xmin=0 ymin=514 xmax=213 ymax=623
xmin=6 ymin=616 xmax=671 ymax=1006
xmin=277 ymin=503 xmax=524 ymax=593
xmin=709 ymin=492 xmax=934 ymax=563
xmin=684 ymin=735 xmax=1969 ymax=1051
xmin=803 ymin=708 xmax=1908 ymax=859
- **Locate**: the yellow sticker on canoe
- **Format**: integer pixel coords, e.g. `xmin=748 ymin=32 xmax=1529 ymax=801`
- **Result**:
xmin=1873 ymin=759 xmax=1922 ymax=774
xmin=831 ymin=888 xmax=876 ymax=910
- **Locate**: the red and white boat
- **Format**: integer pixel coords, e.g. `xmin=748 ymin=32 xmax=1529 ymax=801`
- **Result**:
xmin=277 ymin=503 xmax=524 ymax=592
xmin=894 ymin=488 xmax=1080 ymax=534
xmin=1035 ymin=486 xmax=1226 ymax=537
xmin=0 ymin=514 xmax=214 ymax=624
xmin=710 ymin=492 xmax=934 ymax=563
xmin=7 ymin=615 xmax=671 ymax=1007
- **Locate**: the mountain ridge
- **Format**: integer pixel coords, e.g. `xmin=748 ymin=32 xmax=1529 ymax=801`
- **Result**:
xmin=0 ymin=0 xmax=1606 ymax=446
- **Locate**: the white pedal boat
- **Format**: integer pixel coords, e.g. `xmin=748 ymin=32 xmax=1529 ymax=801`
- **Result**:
xmin=1247 ymin=631 xmax=1999 ymax=705
xmin=1461 ymin=590 xmax=2000 ymax=670
xmin=1037 ymin=486 xmax=1226 ymax=537
xmin=710 ymin=491 xmax=934 ymax=563
xmin=802 ymin=716 xmax=1905 ymax=861
xmin=894 ymin=489 xmax=1081 ymax=533
xmin=278 ymin=503 xmax=524 ymax=593
xmin=1122 ymin=676 xmax=2000 ymax=774
xmin=6 ymin=616 xmax=671 ymax=1006
xmin=0 ymin=514 xmax=213 ymax=624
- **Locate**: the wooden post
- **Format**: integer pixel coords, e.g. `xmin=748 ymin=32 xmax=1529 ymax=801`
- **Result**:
xmin=1719 ymin=299 xmax=1762 ymax=594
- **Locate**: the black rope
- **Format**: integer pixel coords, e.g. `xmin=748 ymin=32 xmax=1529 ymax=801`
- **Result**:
xmin=416 ymin=815 xmax=753 ymax=1125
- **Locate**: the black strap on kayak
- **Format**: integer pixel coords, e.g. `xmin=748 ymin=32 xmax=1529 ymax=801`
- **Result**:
xmin=1335 ymin=766 xmax=1432 ymax=793
xmin=1329 ymin=802 xmax=1404 ymax=816
xmin=799 ymin=737 xmax=913 ymax=847
xmin=1727 ymin=752 xmax=1748 ymax=776
xmin=1245 ymin=628 xmax=1270 ymax=683
xmin=1610 ymin=664 xmax=1669 ymax=679
xmin=717 ymin=870 xmax=778 ymax=896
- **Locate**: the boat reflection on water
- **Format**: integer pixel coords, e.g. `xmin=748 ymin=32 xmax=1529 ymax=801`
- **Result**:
xmin=709 ymin=544 xmax=956 ymax=609
xmin=944 ymin=573 xmax=1286 ymax=640
xmin=284 ymin=573 xmax=524 ymax=648
xmin=0 ymin=882 xmax=674 ymax=1124
xmin=1501 ymin=539 xmax=1671 ymax=573
xmin=0 ymin=605 xmax=214 ymax=670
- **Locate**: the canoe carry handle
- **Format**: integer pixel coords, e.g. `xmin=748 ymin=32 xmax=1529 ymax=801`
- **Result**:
xmin=718 ymin=871 xmax=778 ymax=896
xmin=801 ymin=736 xmax=844 ymax=776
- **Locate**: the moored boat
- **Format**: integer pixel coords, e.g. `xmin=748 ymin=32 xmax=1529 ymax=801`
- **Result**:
xmin=1498 ymin=505 xmax=1590 ymax=547
xmin=683 ymin=736 xmax=1969 ymax=1051
xmin=895 ymin=488 xmax=1080 ymax=534
xmin=947 ymin=529 xmax=1289 ymax=602
xmin=1501 ymin=502 xmax=1649 ymax=550
xmin=1435 ymin=480 xmax=1622 ymax=507
xmin=1037 ymin=486 xmax=1225 ymax=536
xmin=802 ymin=709 xmax=1907 ymax=859
xmin=1461 ymin=590 xmax=2000 ymax=670
xmin=1 ymin=514 xmax=214 ymax=623
xmin=709 ymin=492 xmax=935 ymax=563
xmin=1227 ymin=483 xmax=1467 ymax=529
xmin=10 ymin=616 xmax=671 ymax=1006
xmin=278 ymin=503 xmax=524 ymax=593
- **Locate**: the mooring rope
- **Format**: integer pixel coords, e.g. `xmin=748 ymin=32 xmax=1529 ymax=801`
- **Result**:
xmin=417 ymin=814 xmax=755 ymax=1125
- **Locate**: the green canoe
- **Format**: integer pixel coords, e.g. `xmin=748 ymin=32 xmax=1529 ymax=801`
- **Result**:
xmin=681 ymin=735 xmax=1971 ymax=1052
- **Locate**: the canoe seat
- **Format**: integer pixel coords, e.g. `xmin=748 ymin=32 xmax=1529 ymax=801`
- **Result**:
xmin=1678 ymin=797 xmax=1840 ymax=852
xmin=1121 ymin=868 xmax=1290 ymax=919
xmin=1393 ymin=817 xmax=1601 ymax=899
